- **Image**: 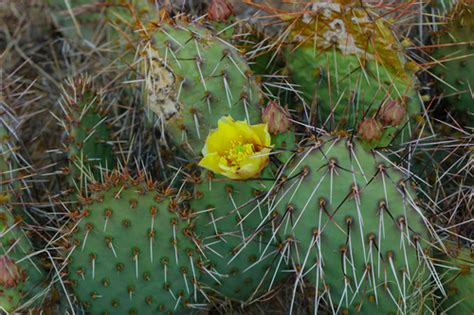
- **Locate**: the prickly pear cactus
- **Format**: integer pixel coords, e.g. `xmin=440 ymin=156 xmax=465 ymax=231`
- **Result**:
xmin=0 ymin=124 xmax=46 ymax=313
xmin=188 ymin=172 xmax=284 ymax=303
xmin=431 ymin=1 xmax=474 ymax=125
xmin=48 ymin=0 xmax=152 ymax=45
xmin=439 ymin=246 xmax=474 ymax=314
xmin=67 ymin=172 xmax=204 ymax=314
xmin=142 ymin=17 xmax=263 ymax=158
xmin=283 ymin=1 xmax=420 ymax=145
xmin=271 ymin=136 xmax=434 ymax=313
xmin=60 ymin=76 xmax=115 ymax=191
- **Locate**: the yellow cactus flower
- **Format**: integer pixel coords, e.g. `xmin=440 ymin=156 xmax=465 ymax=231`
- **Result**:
xmin=198 ymin=116 xmax=272 ymax=180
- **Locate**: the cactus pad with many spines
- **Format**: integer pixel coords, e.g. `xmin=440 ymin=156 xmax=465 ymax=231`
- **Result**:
xmin=0 ymin=124 xmax=46 ymax=313
xmin=142 ymin=18 xmax=263 ymax=158
xmin=283 ymin=1 xmax=420 ymax=146
xmin=270 ymin=136 xmax=434 ymax=313
xmin=67 ymin=173 xmax=204 ymax=314
xmin=60 ymin=76 xmax=115 ymax=191
xmin=0 ymin=213 xmax=46 ymax=313
xmin=189 ymin=172 xmax=284 ymax=304
xmin=431 ymin=1 xmax=474 ymax=125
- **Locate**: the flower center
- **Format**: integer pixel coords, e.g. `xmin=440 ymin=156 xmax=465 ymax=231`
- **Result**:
xmin=224 ymin=141 xmax=255 ymax=166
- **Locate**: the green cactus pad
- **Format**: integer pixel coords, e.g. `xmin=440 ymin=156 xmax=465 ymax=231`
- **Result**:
xmin=48 ymin=0 xmax=152 ymax=45
xmin=283 ymin=1 xmax=420 ymax=146
xmin=287 ymin=51 xmax=419 ymax=130
xmin=67 ymin=173 xmax=204 ymax=314
xmin=431 ymin=1 xmax=474 ymax=125
xmin=0 ymin=125 xmax=46 ymax=313
xmin=60 ymin=76 xmax=115 ymax=190
xmin=439 ymin=246 xmax=474 ymax=314
xmin=0 ymin=215 xmax=45 ymax=313
xmin=189 ymin=172 xmax=284 ymax=303
xmin=271 ymin=136 xmax=433 ymax=313
xmin=142 ymin=18 xmax=263 ymax=158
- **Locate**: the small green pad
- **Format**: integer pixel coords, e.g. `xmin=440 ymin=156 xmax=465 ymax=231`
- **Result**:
xmin=60 ymin=76 xmax=115 ymax=190
xmin=0 ymin=125 xmax=46 ymax=313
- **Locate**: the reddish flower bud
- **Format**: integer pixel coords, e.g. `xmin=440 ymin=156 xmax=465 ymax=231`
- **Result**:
xmin=358 ymin=118 xmax=383 ymax=142
xmin=262 ymin=101 xmax=292 ymax=135
xmin=208 ymin=0 xmax=233 ymax=21
xmin=0 ymin=255 xmax=24 ymax=288
xmin=380 ymin=100 xmax=406 ymax=126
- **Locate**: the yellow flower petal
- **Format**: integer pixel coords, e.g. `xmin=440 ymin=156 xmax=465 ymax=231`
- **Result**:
xmin=250 ymin=123 xmax=272 ymax=147
xmin=198 ymin=116 xmax=272 ymax=179
xmin=236 ymin=148 xmax=271 ymax=179
xmin=233 ymin=120 xmax=262 ymax=144
xmin=205 ymin=116 xmax=252 ymax=154
xmin=217 ymin=165 xmax=241 ymax=179
xmin=198 ymin=152 xmax=223 ymax=174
